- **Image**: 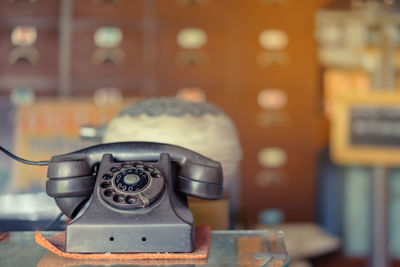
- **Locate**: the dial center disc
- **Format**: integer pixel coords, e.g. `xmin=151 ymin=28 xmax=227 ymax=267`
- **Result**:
xmin=124 ymin=174 xmax=139 ymax=185
xmin=113 ymin=168 xmax=149 ymax=193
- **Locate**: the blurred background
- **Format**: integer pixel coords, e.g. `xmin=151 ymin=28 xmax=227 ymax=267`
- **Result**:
xmin=1 ymin=0 xmax=400 ymax=266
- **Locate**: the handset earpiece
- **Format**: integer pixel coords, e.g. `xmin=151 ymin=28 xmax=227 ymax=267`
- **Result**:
xmin=177 ymin=159 xmax=223 ymax=200
xmin=46 ymin=159 xmax=96 ymax=218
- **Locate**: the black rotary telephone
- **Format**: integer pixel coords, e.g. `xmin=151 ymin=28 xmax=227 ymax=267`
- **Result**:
xmin=0 ymin=142 xmax=223 ymax=253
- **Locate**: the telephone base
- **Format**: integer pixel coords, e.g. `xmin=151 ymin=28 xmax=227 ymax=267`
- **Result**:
xmin=65 ymin=223 xmax=194 ymax=253
xmin=63 ymin=153 xmax=195 ymax=253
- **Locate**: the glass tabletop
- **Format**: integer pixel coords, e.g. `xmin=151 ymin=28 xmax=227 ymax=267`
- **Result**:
xmin=0 ymin=230 xmax=290 ymax=266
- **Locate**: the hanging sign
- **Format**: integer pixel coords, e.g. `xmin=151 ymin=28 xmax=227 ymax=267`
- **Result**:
xmin=332 ymin=92 xmax=400 ymax=165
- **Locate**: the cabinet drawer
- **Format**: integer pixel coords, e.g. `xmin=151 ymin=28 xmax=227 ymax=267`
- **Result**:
xmin=72 ymin=26 xmax=143 ymax=80
xmin=241 ymin=148 xmax=315 ymax=221
xmin=155 ymin=25 xmax=229 ymax=84
xmin=235 ymin=27 xmax=317 ymax=86
xmin=229 ymin=89 xmax=316 ymax=130
xmin=0 ymin=26 xmax=58 ymax=78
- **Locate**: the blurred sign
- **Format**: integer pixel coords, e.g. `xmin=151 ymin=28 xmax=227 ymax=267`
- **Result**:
xmin=350 ymin=107 xmax=400 ymax=147
xmin=332 ymin=92 xmax=400 ymax=165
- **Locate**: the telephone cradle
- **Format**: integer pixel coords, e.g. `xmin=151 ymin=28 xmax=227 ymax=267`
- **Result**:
xmin=45 ymin=142 xmax=223 ymax=253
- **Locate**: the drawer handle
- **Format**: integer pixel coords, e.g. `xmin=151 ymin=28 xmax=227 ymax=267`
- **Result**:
xmin=92 ymin=48 xmax=125 ymax=65
xmin=257 ymin=52 xmax=290 ymax=67
xmin=8 ymin=47 xmax=39 ymax=65
xmin=175 ymin=50 xmax=209 ymax=67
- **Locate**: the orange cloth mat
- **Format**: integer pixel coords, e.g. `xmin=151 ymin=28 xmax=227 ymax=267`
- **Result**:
xmin=37 ymin=252 xmax=207 ymax=266
xmin=35 ymin=225 xmax=210 ymax=260
xmin=0 ymin=232 xmax=9 ymax=242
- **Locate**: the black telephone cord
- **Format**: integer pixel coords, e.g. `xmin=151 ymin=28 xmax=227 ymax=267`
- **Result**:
xmin=0 ymin=146 xmax=48 ymax=166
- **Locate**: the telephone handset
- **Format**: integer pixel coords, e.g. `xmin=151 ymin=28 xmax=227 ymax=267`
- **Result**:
xmin=44 ymin=142 xmax=223 ymax=253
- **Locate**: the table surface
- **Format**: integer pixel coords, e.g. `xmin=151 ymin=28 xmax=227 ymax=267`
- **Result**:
xmin=0 ymin=230 xmax=290 ymax=266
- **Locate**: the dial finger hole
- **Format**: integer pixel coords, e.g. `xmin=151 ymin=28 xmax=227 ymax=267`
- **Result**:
xmin=144 ymin=165 xmax=154 ymax=172
xmin=104 ymin=189 xmax=115 ymax=197
xmin=134 ymin=163 xmax=143 ymax=169
xmin=100 ymin=181 xmax=111 ymax=188
xmin=110 ymin=167 xmax=120 ymax=173
xmin=113 ymin=194 xmax=124 ymax=203
xmin=103 ymin=173 xmax=113 ymax=180
xmin=126 ymin=196 xmax=137 ymax=204
xmin=151 ymin=171 xmax=161 ymax=178
xmin=122 ymin=163 xmax=133 ymax=168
